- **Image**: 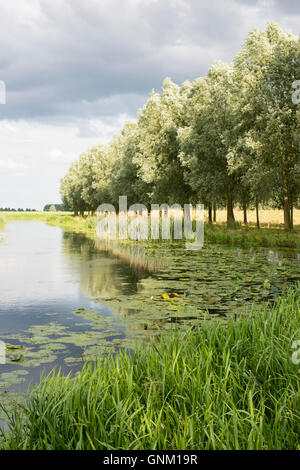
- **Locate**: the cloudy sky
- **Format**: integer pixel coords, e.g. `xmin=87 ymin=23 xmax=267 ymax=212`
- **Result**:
xmin=0 ymin=0 xmax=299 ymax=209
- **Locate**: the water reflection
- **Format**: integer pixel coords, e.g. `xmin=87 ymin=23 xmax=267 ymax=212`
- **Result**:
xmin=1 ymin=220 xmax=300 ymax=408
xmin=0 ymin=221 xmax=157 ymax=404
xmin=94 ymin=239 xmax=165 ymax=272
xmin=61 ymin=232 xmax=153 ymax=298
xmin=249 ymin=246 xmax=300 ymax=265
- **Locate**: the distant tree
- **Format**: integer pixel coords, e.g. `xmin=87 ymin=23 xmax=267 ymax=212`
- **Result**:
xmin=60 ymin=161 xmax=87 ymax=215
xmin=43 ymin=204 xmax=65 ymax=212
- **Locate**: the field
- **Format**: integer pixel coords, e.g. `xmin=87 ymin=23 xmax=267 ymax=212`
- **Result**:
xmin=2 ymin=209 xmax=300 ymax=249
xmin=2 ymin=207 xmax=300 ymax=226
xmin=211 ymin=208 xmax=300 ymax=226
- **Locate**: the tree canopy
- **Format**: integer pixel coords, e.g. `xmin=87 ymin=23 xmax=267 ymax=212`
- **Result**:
xmin=60 ymin=23 xmax=300 ymax=230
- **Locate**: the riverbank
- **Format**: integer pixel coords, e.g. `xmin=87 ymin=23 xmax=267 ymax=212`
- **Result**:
xmin=1 ymin=285 xmax=300 ymax=450
xmin=0 ymin=215 xmax=5 ymax=241
xmin=3 ymin=211 xmax=300 ymax=328
xmin=2 ymin=210 xmax=300 ymax=249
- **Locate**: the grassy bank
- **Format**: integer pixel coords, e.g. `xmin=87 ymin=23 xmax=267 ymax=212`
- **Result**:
xmin=2 ymin=210 xmax=300 ymax=249
xmin=1 ymin=285 xmax=300 ymax=450
xmin=0 ymin=215 xmax=5 ymax=240
xmin=204 ymin=223 xmax=300 ymax=248
xmin=1 ymin=212 xmax=97 ymax=237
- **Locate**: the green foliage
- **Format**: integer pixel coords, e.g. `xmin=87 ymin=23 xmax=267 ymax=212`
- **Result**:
xmin=0 ymin=207 xmax=36 ymax=212
xmin=43 ymin=204 xmax=65 ymax=212
xmin=230 ymin=23 xmax=300 ymax=230
xmin=134 ymin=78 xmax=194 ymax=204
xmin=60 ymin=23 xmax=300 ymax=230
xmin=179 ymin=63 xmax=239 ymax=226
xmin=1 ymin=286 xmax=300 ymax=450
xmin=108 ymin=122 xmax=152 ymax=208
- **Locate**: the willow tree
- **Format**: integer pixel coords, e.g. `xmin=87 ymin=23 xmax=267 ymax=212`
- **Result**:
xmin=78 ymin=148 xmax=102 ymax=213
xmin=179 ymin=63 xmax=240 ymax=227
xmin=81 ymin=143 xmax=117 ymax=213
xmin=134 ymin=78 xmax=194 ymax=205
xmin=60 ymin=161 xmax=87 ymax=215
xmin=232 ymin=23 xmax=300 ymax=230
xmin=179 ymin=76 xmax=224 ymax=218
xmin=60 ymin=143 xmax=118 ymax=215
xmin=108 ymin=122 xmax=152 ymax=208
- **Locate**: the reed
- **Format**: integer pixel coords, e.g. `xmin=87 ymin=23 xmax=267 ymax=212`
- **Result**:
xmin=1 ymin=285 xmax=300 ymax=450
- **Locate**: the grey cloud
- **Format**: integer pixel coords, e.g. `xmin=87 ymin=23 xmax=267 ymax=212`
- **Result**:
xmin=272 ymin=0 xmax=300 ymax=15
xmin=1 ymin=0 xmax=300 ymax=209
xmin=0 ymin=0 xmax=255 ymax=122
xmin=0 ymin=0 xmax=299 ymax=125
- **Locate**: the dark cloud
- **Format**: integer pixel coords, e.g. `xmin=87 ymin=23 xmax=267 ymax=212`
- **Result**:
xmin=1 ymin=0 xmax=300 ymax=209
xmin=0 ymin=0 xmax=299 ymax=123
xmin=272 ymin=0 xmax=300 ymax=16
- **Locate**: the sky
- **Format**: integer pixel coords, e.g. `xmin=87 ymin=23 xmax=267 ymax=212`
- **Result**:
xmin=0 ymin=0 xmax=300 ymax=210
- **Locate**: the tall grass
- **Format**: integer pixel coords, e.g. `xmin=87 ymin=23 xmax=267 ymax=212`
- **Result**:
xmin=204 ymin=223 xmax=300 ymax=248
xmin=1 ymin=286 xmax=300 ymax=450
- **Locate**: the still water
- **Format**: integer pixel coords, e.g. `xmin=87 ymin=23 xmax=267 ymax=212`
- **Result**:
xmin=0 ymin=221 xmax=151 ymax=396
xmin=1 ymin=220 xmax=300 ymax=401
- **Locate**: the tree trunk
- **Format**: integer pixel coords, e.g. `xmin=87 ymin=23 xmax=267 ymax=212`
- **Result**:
xmin=243 ymin=204 xmax=247 ymax=225
xmin=74 ymin=210 xmax=78 ymax=216
xmin=80 ymin=210 xmax=84 ymax=217
xmin=283 ymin=195 xmax=291 ymax=231
xmin=290 ymin=203 xmax=293 ymax=230
xmin=213 ymin=202 xmax=217 ymax=223
xmin=255 ymin=201 xmax=260 ymax=229
xmin=208 ymin=204 xmax=212 ymax=224
xmin=282 ymin=169 xmax=291 ymax=231
xmin=226 ymin=187 xmax=235 ymax=228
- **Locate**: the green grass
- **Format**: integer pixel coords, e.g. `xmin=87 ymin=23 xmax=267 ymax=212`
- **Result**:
xmin=1 ymin=212 xmax=97 ymax=236
xmin=0 ymin=215 xmax=5 ymax=240
xmin=1 ymin=286 xmax=300 ymax=450
xmin=2 ymin=211 xmax=300 ymax=249
xmin=204 ymin=223 xmax=300 ymax=248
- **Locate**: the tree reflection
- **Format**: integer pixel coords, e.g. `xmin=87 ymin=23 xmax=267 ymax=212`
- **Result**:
xmin=61 ymin=232 xmax=153 ymax=299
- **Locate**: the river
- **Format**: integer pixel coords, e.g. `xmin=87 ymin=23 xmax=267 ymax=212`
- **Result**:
xmin=1 ymin=219 xmax=300 ymax=404
xmin=0 ymin=220 xmax=151 ymax=399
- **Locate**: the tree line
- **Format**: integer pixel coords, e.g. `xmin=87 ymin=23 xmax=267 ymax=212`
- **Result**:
xmin=0 ymin=208 xmax=37 ymax=212
xmin=60 ymin=23 xmax=300 ymax=230
xmin=43 ymin=204 xmax=65 ymax=212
